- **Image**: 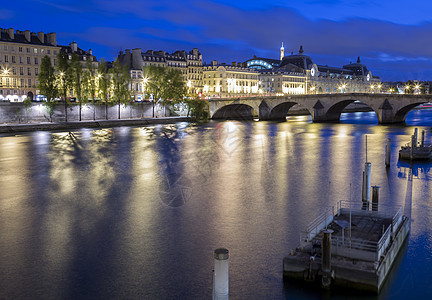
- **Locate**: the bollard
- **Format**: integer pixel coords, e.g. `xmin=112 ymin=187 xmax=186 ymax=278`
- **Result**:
xmin=411 ymin=134 xmax=416 ymax=160
xmin=372 ymin=186 xmax=380 ymax=211
xmin=362 ymin=162 xmax=371 ymax=210
xmin=421 ymin=130 xmax=425 ymax=147
xmin=385 ymin=138 xmax=391 ymax=167
xmin=213 ymin=248 xmax=229 ymax=300
xmin=321 ymin=229 xmax=333 ymax=289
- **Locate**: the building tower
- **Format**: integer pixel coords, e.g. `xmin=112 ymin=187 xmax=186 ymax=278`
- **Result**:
xmin=280 ymin=42 xmax=285 ymax=61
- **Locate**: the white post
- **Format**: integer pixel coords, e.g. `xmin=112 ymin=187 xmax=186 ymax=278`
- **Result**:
xmin=213 ymin=248 xmax=229 ymax=300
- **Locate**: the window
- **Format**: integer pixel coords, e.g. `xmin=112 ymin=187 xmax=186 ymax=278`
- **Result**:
xmin=19 ymin=47 xmax=23 ymax=52
xmin=54 ymin=59 xmax=56 ymax=65
xmin=27 ymin=68 xmax=31 ymax=76
xmin=54 ymin=50 xmax=57 ymax=55
xmin=27 ymin=57 xmax=31 ymax=64
xmin=34 ymin=58 xmax=38 ymax=65
xmin=33 ymin=48 xmax=38 ymax=54
xmin=12 ymin=56 xmax=16 ymax=63
xmin=20 ymin=67 xmax=23 ymax=75
xmin=35 ymin=68 xmax=39 ymax=75
xmin=4 ymin=45 xmax=7 ymax=51
xmin=11 ymin=46 xmax=15 ymax=52
xmin=41 ymin=49 xmax=44 ymax=54
xmin=26 ymin=48 xmax=30 ymax=53
xmin=47 ymin=50 xmax=51 ymax=54
xmin=13 ymin=78 xmax=17 ymax=87
xmin=20 ymin=79 xmax=24 ymax=87
xmin=12 ymin=67 xmax=16 ymax=75
xmin=5 ymin=55 xmax=8 ymax=62
xmin=28 ymin=79 xmax=32 ymax=87
xmin=19 ymin=56 xmax=23 ymax=64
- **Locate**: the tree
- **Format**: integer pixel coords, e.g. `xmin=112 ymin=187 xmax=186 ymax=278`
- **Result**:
xmin=110 ymin=60 xmax=131 ymax=119
xmin=70 ymin=53 xmax=85 ymax=120
xmin=38 ymin=55 xmax=58 ymax=122
xmin=56 ymin=51 xmax=73 ymax=121
xmin=97 ymin=61 xmax=110 ymax=119
xmin=143 ymin=66 xmax=187 ymax=117
xmin=83 ymin=59 xmax=98 ymax=120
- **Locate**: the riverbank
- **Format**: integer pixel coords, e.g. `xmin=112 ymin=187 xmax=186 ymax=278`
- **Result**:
xmin=0 ymin=117 xmax=194 ymax=134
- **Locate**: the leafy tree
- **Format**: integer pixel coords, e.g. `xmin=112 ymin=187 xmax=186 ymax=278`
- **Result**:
xmin=38 ymin=55 xmax=58 ymax=122
xmin=110 ymin=60 xmax=131 ymax=119
xmin=83 ymin=59 xmax=98 ymax=120
xmin=143 ymin=66 xmax=187 ymax=117
xmin=56 ymin=51 xmax=73 ymax=121
xmin=70 ymin=53 xmax=85 ymax=120
xmin=97 ymin=61 xmax=110 ymax=119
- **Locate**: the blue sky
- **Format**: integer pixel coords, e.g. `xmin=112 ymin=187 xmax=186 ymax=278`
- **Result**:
xmin=2 ymin=0 xmax=432 ymax=81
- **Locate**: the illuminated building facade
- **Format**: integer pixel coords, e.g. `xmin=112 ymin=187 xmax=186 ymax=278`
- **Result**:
xmin=203 ymin=61 xmax=259 ymax=97
xmin=0 ymin=27 xmax=59 ymax=101
xmin=0 ymin=27 xmax=97 ymax=102
xmin=117 ymin=48 xmax=203 ymax=101
xmin=279 ymin=45 xmax=381 ymax=94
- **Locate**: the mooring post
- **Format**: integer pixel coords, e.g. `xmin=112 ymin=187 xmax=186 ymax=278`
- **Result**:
xmin=362 ymin=162 xmax=371 ymax=210
xmin=385 ymin=138 xmax=391 ymax=167
xmin=322 ymin=229 xmax=333 ymax=289
xmin=414 ymin=128 xmax=418 ymax=147
xmin=372 ymin=186 xmax=380 ymax=211
xmin=421 ymin=130 xmax=425 ymax=147
xmin=213 ymin=248 xmax=229 ymax=300
xmin=411 ymin=134 xmax=415 ymax=160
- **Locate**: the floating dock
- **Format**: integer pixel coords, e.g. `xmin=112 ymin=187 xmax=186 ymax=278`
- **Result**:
xmin=283 ymin=200 xmax=409 ymax=293
xmin=399 ymin=128 xmax=432 ymax=161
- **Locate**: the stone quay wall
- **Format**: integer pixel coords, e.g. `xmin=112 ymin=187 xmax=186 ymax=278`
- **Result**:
xmin=0 ymin=101 xmax=188 ymax=124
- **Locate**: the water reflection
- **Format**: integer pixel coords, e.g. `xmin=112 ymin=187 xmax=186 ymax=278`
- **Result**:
xmin=0 ymin=111 xmax=431 ymax=299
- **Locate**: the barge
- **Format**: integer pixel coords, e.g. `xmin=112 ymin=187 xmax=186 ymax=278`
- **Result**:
xmin=399 ymin=128 xmax=432 ymax=161
xmin=283 ymin=200 xmax=409 ymax=293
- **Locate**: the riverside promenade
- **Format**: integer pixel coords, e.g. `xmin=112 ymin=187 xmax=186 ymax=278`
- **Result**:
xmin=0 ymin=117 xmax=194 ymax=134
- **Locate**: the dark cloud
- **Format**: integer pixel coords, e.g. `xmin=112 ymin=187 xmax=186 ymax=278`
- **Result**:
xmin=4 ymin=0 xmax=432 ymax=80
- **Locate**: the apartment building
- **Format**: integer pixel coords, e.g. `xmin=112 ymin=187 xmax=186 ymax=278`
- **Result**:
xmin=0 ymin=27 xmax=59 ymax=101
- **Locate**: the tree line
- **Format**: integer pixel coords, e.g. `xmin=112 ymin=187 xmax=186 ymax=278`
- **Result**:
xmin=37 ymin=52 xmax=208 ymax=122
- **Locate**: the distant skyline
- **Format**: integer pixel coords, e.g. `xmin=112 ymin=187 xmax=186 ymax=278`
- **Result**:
xmin=3 ymin=0 xmax=432 ymax=81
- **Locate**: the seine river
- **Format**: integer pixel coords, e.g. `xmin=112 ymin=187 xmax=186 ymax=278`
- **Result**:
xmin=0 ymin=110 xmax=431 ymax=299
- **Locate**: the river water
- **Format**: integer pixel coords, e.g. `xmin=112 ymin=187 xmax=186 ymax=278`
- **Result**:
xmin=0 ymin=110 xmax=431 ymax=299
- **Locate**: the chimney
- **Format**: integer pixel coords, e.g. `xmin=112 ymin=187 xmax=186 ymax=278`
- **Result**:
xmin=46 ymin=32 xmax=57 ymax=46
xmin=24 ymin=30 xmax=31 ymax=42
xmin=132 ymin=48 xmax=143 ymax=69
xmin=89 ymin=49 xmax=92 ymax=55
xmin=192 ymin=48 xmax=199 ymax=58
xmin=119 ymin=50 xmax=123 ymax=55
xmin=212 ymin=60 xmax=219 ymax=66
xmin=231 ymin=62 xmax=236 ymax=66
xmin=7 ymin=28 xmax=14 ymax=40
xmin=37 ymin=32 xmax=44 ymax=44
xmin=125 ymin=49 xmax=131 ymax=55
xmin=69 ymin=41 xmax=78 ymax=52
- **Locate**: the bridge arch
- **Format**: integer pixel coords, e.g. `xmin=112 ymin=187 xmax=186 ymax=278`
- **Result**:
xmin=393 ymin=102 xmax=427 ymax=123
xmin=325 ymin=99 xmax=375 ymax=122
xmin=268 ymin=102 xmax=306 ymax=120
xmin=212 ymin=104 xmax=255 ymax=120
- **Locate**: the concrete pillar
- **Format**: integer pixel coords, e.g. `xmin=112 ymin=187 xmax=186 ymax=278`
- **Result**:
xmin=362 ymin=162 xmax=371 ymax=210
xmin=213 ymin=248 xmax=229 ymax=300
xmin=385 ymin=138 xmax=391 ymax=167
xmin=321 ymin=229 xmax=333 ymax=289
xmin=414 ymin=128 xmax=418 ymax=147
xmin=411 ymin=134 xmax=415 ymax=160
xmin=372 ymin=186 xmax=380 ymax=211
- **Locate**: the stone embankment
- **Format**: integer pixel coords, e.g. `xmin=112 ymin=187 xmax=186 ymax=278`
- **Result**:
xmin=0 ymin=117 xmax=194 ymax=134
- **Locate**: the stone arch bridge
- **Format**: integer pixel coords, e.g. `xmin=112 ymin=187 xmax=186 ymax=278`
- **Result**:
xmin=208 ymin=93 xmax=432 ymax=124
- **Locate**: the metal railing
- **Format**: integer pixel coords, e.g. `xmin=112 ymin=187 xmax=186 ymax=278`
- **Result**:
xmin=300 ymin=206 xmax=334 ymax=244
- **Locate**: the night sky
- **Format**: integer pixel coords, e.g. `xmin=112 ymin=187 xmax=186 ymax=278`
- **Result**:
xmin=3 ymin=0 xmax=432 ymax=81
